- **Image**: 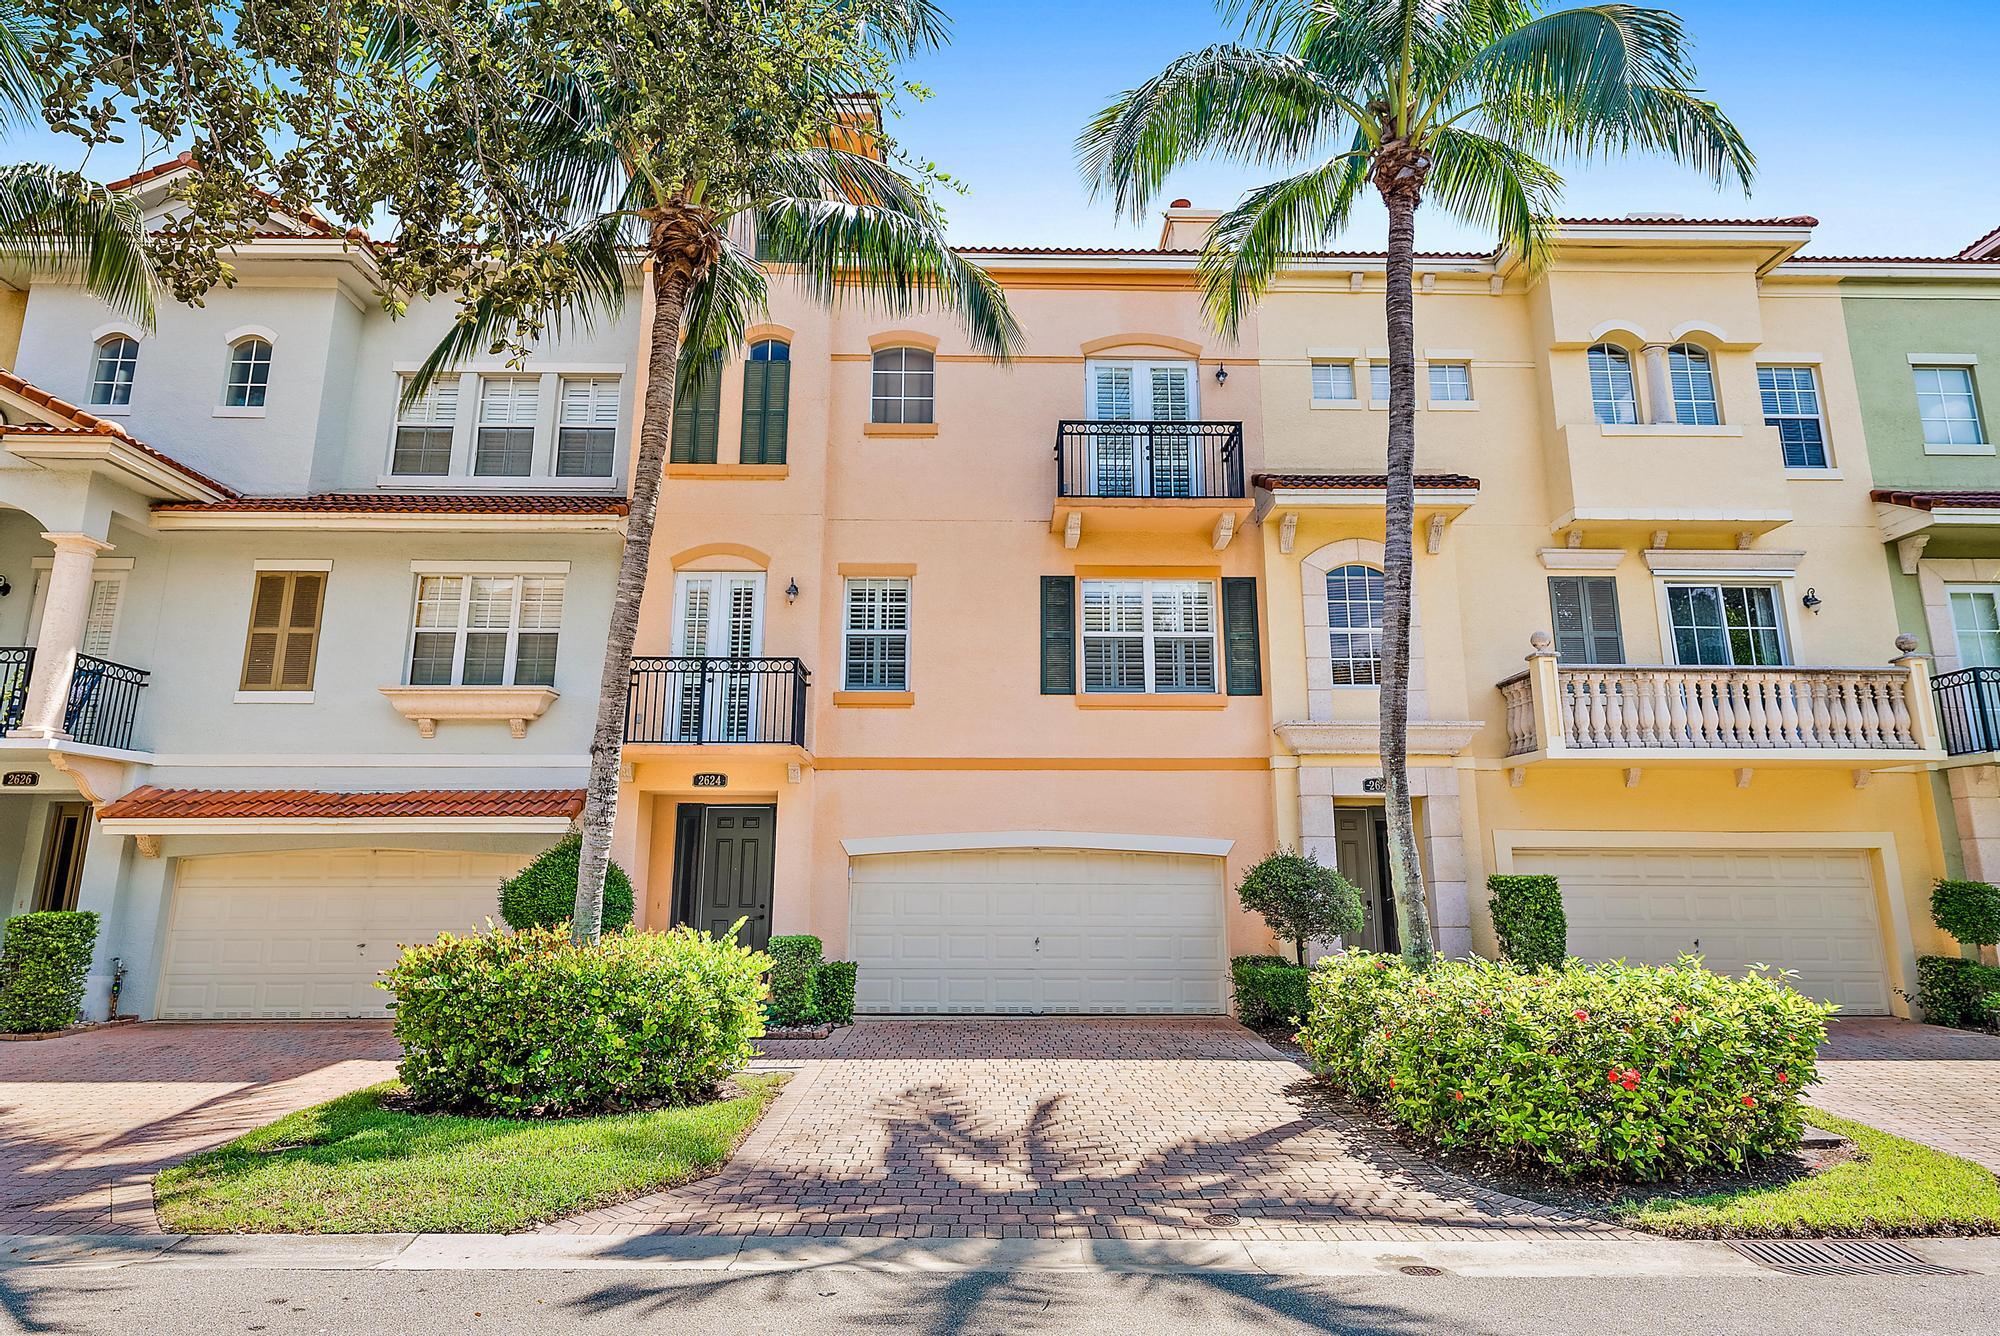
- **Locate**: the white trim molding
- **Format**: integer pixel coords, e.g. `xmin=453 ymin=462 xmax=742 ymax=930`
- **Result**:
xmin=253 ymin=557 xmax=334 ymax=573
xmin=222 ymin=324 xmax=279 ymax=346
xmin=1643 ymin=548 xmax=1806 ymax=576
xmin=840 ymin=831 xmax=1235 ymax=858
xmin=408 ymin=559 xmax=570 ymax=575
xmin=1275 ymin=719 xmax=1483 ymax=756
xmin=1538 ymin=548 xmax=1625 ymax=571
xmin=1908 ymin=352 xmax=1979 ymax=365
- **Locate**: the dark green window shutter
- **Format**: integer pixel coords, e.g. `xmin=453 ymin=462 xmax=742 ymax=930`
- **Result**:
xmin=741 ymin=359 xmax=790 ymax=465
xmin=1040 ymin=575 xmax=1075 ymax=695
xmin=1221 ymin=576 xmax=1262 ymax=696
xmin=670 ymin=355 xmax=722 ymax=463
xmin=1548 ymin=576 xmax=1624 ymax=665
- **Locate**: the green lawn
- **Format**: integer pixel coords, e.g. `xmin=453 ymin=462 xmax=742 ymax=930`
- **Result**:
xmin=1613 ymin=1109 xmax=2000 ymax=1238
xmin=155 ymin=1074 xmax=786 ymax=1234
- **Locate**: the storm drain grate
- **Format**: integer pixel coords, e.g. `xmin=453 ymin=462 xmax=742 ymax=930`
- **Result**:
xmin=1202 ymin=1212 xmax=1243 ymax=1228
xmin=1727 ymin=1239 xmax=1965 ymax=1277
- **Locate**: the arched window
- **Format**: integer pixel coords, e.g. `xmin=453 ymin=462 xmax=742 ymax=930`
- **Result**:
xmin=870 ymin=345 xmax=934 ymax=424
xmin=89 ymin=335 xmax=138 ymax=407
xmin=1668 ymin=343 xmax=1719 ymax=425
xmin=224 ymin=337 xmax=273 ymax=408
xmin=742 ymin=339 xmax=791 ymax=465
xmin=1587 ymin=343 xmax=1638 ymax=425
xmin=1325 ymin=564 xmax=1385 ymax=685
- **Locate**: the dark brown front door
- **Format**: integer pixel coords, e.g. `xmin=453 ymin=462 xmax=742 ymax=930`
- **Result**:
xmin=1333 ymin=807 xmax=1398 ymax=954
xmin=33 ymin=802 xmax=91 ymax=912
xmin=673 ymin=804 xmax=777 ymax=949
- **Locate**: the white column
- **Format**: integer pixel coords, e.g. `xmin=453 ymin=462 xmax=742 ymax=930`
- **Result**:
xmin=10 ymin=532 xmax=112 ymax=739
xmin=1640 ymin=343 xmax=1675 ymax=424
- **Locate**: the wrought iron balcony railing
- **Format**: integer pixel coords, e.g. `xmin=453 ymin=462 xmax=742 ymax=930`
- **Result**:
xmin=0 ymin=646 xmax=31 ymax=734
xmin=626 ymin=657 xmax=810 ymax=746
xmin=1934 ymin=666 xmax=2000 ymax=756
xmin=1054 ymin=420 xmax=1245 ymax=500
xmin=64 ymin=653 xmax=149 ymax=750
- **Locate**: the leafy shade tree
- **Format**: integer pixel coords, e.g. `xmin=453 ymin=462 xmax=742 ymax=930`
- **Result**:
xmin=1080 ymin=0 xmax=1750 ymax=966
xmin=1236 ymin=848 xmax=1364 ymax=966
xmin=25 ymin=0 xmax=1018 ymax=943
xmin=1932 ymin=879 xmax=2000 ymax=957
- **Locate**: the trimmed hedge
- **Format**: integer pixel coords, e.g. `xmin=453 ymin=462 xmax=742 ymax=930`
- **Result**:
xmin=1232 ymin=959 xmax=1309 ymax=1031
xmin=1488 ymin=874 xmax=1567 ymax=969
xmin=381 ymin=924 xmax=768 ymax=1116
xmin=1932 ymin=879 xmax=2000 ymax=950
xmin=1299 ymin=951 xmax=1832 ymax=1181
xmin=811 ymin=961 xmax=858 ymax=1026
xmin=498 ymin=834 xmax=634 ymax=934
xmin=766 ymin=934 xmax=822 ymax=1028
xmin=0 ymin=911 xmax=100 ymax=1034
xmin=1916 ymin=954 xmax=2000 ymax=1030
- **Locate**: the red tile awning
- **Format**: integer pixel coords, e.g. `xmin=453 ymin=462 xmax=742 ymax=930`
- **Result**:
xmin=98 ymin=787 xmax=585 ymax=822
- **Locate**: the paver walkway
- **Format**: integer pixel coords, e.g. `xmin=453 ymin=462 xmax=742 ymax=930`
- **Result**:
xmin=0 ymin=1022 xmax=398 ymax=1235
xmin=550 ymin=1018 xmax=1614 ymax=1241
xmin=1811 ymin=1017 xmax=2000 ymax=1172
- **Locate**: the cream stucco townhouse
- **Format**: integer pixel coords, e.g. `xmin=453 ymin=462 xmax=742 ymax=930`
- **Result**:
xmin=0 ymin=157 xmax=632 ymax=1019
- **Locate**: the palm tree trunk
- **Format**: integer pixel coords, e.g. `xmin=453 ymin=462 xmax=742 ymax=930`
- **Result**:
xmin=1378 ymin=184 xmax=1437 ymax=969
xmin=571 ymin=251 xmax=696 ymax=945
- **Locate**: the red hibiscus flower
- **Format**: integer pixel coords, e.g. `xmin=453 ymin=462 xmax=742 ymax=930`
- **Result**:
xmin=1573 ymin=1010 xmax=1590 ymax=1022
xmin=1776 ymin=1072 xmax=1789 ymax=1084
xmin=1741 ymin=1095 xmax=1757 ymax=1108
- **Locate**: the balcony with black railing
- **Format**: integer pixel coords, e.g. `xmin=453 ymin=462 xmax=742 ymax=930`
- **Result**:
xmin=1 ymin=646 xmax=31 ymax=733
xmin=1051 ymin=420 xmax=1251 ymax=549
xmin=63 ymin=654 xmax=149 ymax=750
xmin=626 ymin=657 xmax=810 ymax=748
xmin=1935 ymin=666 xmax=2000 ymax=756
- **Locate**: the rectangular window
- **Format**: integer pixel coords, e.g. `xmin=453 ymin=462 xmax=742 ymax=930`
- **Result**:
xmin=1547 ymin=576 xmax=1624 ymax=665
xmin=475 ymin=376 xmax=539 ymax=476
xmin=556 ymin=377 xmax=619 ymax=477
xmin=1950 ymin=589 xmax=2000 ymax=668
xmin=1080 ymin=579 xmax=1217 ymax=694
xmin=871 ymin=346 xmax=935 ymax=424
xmin=1667 ymin=583 xmax=1786 ymax=667
xmin=842 ymin=577 xmax=911 ymax=691
xmin=1369 ymin=363 xmax=1391 ymax=403
xmin=1915 ymin=365 xmax=1986 ymax=447
xmin=1427 ymin=362 xmax=1473 ymax=403
xmin=1758 ymin=365 xmax=1828 ymax=468
xmin=238 ymin=571 xmax=325 ymax=691
xmin=391 ymin=377 xmax=459 ymax=475
xmin=1311 ymin=360 xmax=1356 ymax=403
xmin=408 ymin=573 xmax=564 ymax=687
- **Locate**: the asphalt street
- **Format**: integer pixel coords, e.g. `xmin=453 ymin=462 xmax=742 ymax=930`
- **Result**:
xmin=4 ymin=1266 xmax=1998 ymax=1334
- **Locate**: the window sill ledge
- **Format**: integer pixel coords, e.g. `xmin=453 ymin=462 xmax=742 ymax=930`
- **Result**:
xmin=1075 ymin=693 xmax=1229 ymax=710
xmin=665 ymin=463 xmax=790 ymax=480
xmin=1309 ymin=399 xmax=1364 ymax=411
xmin=1922 ymin=442 xmax=1997 ymax=457
xmin=833 ymin=690 xmax=914 ymax=708
xmin=1784 ymin=468 xmax=1845 ymax=481
xmin=234 ymin=690 xmax=314 ymax=704
xmin=212 ymin=406 xmax=267 ymax=419
xmin=863 ymin=422 xmax=939 ymax=438
xmin=378 ymin=684 xmax=558 ymax=738
xmin=1425 ymin=400 xmax=1480 ymax=412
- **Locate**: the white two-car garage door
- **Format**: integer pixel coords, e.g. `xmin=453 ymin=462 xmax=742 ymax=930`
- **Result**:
xmin=1512 ymin=846 xmax=1891 ymax=1014
xmin=848 ymin=848 xmax=1228 ymax=1014
xmin=158 ymin=849 xmax=527 ymax=1019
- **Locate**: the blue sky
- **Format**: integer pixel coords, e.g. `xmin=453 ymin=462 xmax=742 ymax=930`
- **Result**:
xmin=17 ymin=1 xmax=1999 ymax=257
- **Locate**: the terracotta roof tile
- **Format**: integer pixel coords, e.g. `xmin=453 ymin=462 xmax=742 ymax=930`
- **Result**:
xmin=152 ymin=492 xmax=628 ymax=515
xmin=0 ymin=369 xmax=239 ymax=497
xmin=1254 ymin=471 xmax=1482 ymax=490
xmin=1871 ymin=488 xmax=2000 ymax=511
xmin=103 ymin=151 xmax=195 ymax=192
xmin=1789 ymin=254 xmax=2000 ymax=266
xmin=1961 ymin=224 xmax=2000 ymax=259
xmin=99 ymin=786 xmax=585 ymax=821
xmin=1556 ymin=214 xmax=1817 ymax=228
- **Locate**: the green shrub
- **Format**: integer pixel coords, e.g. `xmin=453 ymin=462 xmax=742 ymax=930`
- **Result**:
xmin=1299 ymin=951 xmax=1832 ymax=1182
xmin=1232 ymin=960 xmax=1309 ymax=1031
xmin=0 ymin=911 xmax=100 ymax=1034
xmin=1236 ymin=849 xmax=1365 ymax=965
xmin=766 ymin=934 xmax=822 ymax=1027
xmin=811 ymin=961 xmax=858 ymax=1026
xmin=1916 ymin=954 xmax=2000 ymax=1030
xmin=381 ymin=923 xmax=768 ymax=1116
xmin=1932 ymin=879 xmax=2000 ymax=950
xmin=497 ymin=834 xmax=634 ymax=933
xmin=1488 ymin=874 xmax=1567 ymax=969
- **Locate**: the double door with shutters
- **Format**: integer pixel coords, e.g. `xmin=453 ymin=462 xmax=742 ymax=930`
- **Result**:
xmin=670 ymin=573 xmax=765 ymax=743
xmin=1085 ymin=361 xmax=1199 ymax=497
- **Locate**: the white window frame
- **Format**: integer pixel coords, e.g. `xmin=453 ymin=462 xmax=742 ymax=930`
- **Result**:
xmin=88 ymin=334 xmax=139 ymax=411
xmin=1587 ymin=343 xmax=1640 ymax=425
xmin=1757 ymin=363 xmax=1831 ymax=470
xmin=219 ymin=336 xmax=273 ymax=414
xmin=1367 ymin=361 xmax=1391 ymax=407
xmin=1079 ymin=577 xmax=1219 ymax=695
xmin=1667 ymin=343 xmax=1721 ymax=426
xmin=1309 ymin=358 xmax=1361 ymax=409
xmin=841 ymin=576 xmax=912 ymax=692
xmin=1947 ymin=584 xmax=2000 ymax=669
xmin=1425 ymin=360 xmax=1476 ymax=410
xmin=1324 ymin=562 xmax=1385 ymax=686
xmin=1912 ymin=362 xmax=1989 ymax=454
xmin=1653 ymin=578 xmax=1794 ymax=668
xmin=404 ymin=570 xmax=566 ymax=688
xmin=870 ymin=346 xmax=936 ymax=424
xmin=381 ymin=366 xmax=627 ymax=486
xmin=1082 ymin=358 xmax=1202 ymax=421
xmin=554 ymin=375 xmax=621 ymax=478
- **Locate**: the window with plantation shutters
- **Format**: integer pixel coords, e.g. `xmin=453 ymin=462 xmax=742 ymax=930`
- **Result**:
xmin=407 ymin=573 xmax=564 ymax=687
xmin=1080 ymin=578 xmax=1217 ymax=694
xmin=1547 ymin=576 xmax=1625 ymax=665
xmin=741 ymin=340 xmax=791 ymax=464
xmin=671 ymin=354 xmax=723 ymax=462
xmin=557 ymin=377 xmax=619 ymax=477
xmin=843 ymin=576 xmax=910 ymax=690
xmin=476 ymin=376 xmax=539 ymax=475
xmin=392 ymin=376 xmax=459 ymax=475
xmin=239 ymin=571 xmax=325 ymax=691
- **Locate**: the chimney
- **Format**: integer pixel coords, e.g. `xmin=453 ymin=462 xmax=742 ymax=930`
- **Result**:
xmin=1159 ymin=199 xmax=1223 ymax=251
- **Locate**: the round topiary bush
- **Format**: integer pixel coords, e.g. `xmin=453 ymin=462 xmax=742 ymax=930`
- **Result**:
xmin=1236 ymin=848 xmax=1364 ymax=965
xmin=1932 ymin=878 xmax=2000 ymax=950
xmin=381 ymin=924 xmax=769 ymax=1116
xmin=1298 ymin=952 xmax=1832 ymax=1182
xmin=498 ymin=834 xmax=634 ymax=933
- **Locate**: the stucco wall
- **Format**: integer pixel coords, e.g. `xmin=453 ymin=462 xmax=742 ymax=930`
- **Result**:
xmin=1843 ymin=287 xmax=2000 ymax=490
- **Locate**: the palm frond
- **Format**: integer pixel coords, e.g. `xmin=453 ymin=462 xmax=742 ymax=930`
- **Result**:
xmin=676 ymin=238 xmax=769 ymax=388
xmin=1423 ymin=124 xmax=1561 ymax=269
xmin=0 ymin=1 xmax=42 ymax=128
xmin=1198 ymin=137 xmax=1373 ymax=337
xmin=0 ymin=166 xmax=156 ymax=328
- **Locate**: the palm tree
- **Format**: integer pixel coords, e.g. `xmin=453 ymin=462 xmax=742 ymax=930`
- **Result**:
xmin=392 ymin=2 xmax=1020 ymax=942
xmin=0 ymin=4 xmax=154 ymax=327
xmin=1080 ymin=0 xmax=1749 ymax=966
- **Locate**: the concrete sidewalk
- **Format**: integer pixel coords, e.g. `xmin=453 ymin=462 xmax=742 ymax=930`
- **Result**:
xmin=5 ymin=1231 xmax=1997 ymax=1279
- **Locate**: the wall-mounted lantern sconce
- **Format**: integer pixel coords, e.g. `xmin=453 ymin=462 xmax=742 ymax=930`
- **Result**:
xmin=1802 ymin=587 xmax=1822 ymax=615
xmin=0 ymin=574 xmax=10 ymax=597
xmin=786 ymin=578 xmax=800 ymax=604
xmin=1213 ymin=364 xmax=1229 ymax=386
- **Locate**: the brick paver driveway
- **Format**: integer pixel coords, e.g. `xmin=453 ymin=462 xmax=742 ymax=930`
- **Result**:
xmin=0 ymin=1022 xmax=398 ymax=1235
xmin=552 ymin=1018 xmax=1611 ymax=1242
xmin=1811 ymin=1018 xmax=2000 ymax=1172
